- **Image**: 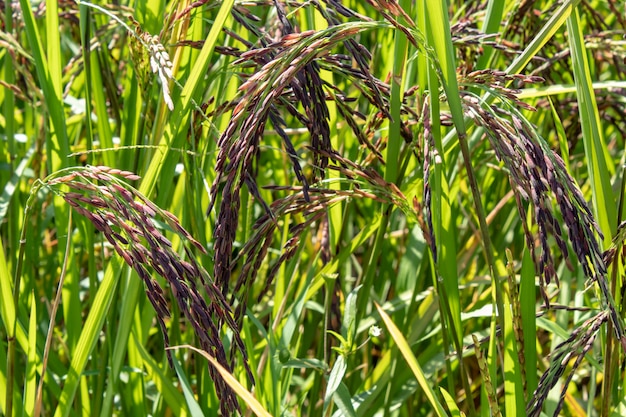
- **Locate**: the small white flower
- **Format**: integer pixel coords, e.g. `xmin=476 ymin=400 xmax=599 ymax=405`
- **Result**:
xmin=369 ymin=325 xmax=382 ymax=338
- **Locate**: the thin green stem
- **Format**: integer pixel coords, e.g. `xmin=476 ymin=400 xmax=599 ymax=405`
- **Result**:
xmin=457 ymin=130 xmax=506 ymax=356
xmin=35 ymin=212 xmax=73 ymax=417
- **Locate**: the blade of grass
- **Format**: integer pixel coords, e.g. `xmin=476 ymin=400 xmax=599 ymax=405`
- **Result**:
xmin=1 ymin=1 xmax=20 ymax=301
xmin=132 ymin=334 xmax=187 ymax=417
xmin=421 ymin=3 xmax=461 ymax=335
xmin=385 ymin=2 xmax=409 ymax=185
xmin=23 ymin=292 xmax=37 ymax=417
xmin=172 ymin=356 xmax=203 ymax=417
xmin=419 ymin=0 xmax=459 ymax=401
xmin=520 ymin=249 xmax=538 ymax=398
xmin=567 ymin=13 xmax=620 ymax=413
xmin=440 ymin=387 xmax=461 ymax=417
xmin=0 ymin=234 xmax=17 ymax=415
xmin=332 ymin=382 xmax=357 ymax=417
xmin=2 ymin=1 xmax=16 ymax=168
xmin=423 ymin=2 xmax=481 ymax=414
xmin=52 ymin=257 xmax=123 ymax=417
xmin=504 ymin=255 xmax=525 ymax=416
xmin=170 ymin=345 xmax=273 ymax=417
xmin=139 ymin=0 xmax=235 ymax=200
xmin=0 ymin=145 xmax=34 ymax=224
xmin=99 ymin=270 xmax=142 ymax=417
xmin=378 ymin=16 xmax=413 ymax=409
xmin=566 ymin=6 xmax=616 ymax=240
xmin=374 ymin=303 xmax=447 ymax=417
xmin=518 ymin=80 xmax=626 ymax=99
xmin=602 ymin=171 xmax=626 ymax=417
xmin=475 ymin=0 xmax=506 ymax=70
xmin=324 ymin=354 xmax=347 ymax=415
xmin=18 ymin=0 xmax=69 ymax=168
xmin=44 ymin=0 xmax=70 ymax=170
xmin=87 ymin=48 xmax=115 ymax=169
xmin=79 ymin=3 xmax=94 ymax=165
xmin=124 ymin=318 xmax=148 ymax=417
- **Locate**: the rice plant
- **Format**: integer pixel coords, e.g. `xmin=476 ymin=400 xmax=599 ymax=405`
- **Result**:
xmin=1 ymin=0 xmax=625 ymax=416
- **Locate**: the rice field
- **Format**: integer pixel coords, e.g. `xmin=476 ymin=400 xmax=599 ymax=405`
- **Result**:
xmin=1 ymin=1 xmax=625 ymax=416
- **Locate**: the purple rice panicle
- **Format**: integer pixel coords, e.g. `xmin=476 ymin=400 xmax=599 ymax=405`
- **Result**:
xmin=231 ymin=148 xmax=412 ymax=317
xmin=458 ymin=72 xmax=604 ymax=300
xmin=45 ymin=166 xmax=250 ymax=415
xmin=527 ymin=311 xmax=609 ymax=417
xmin=207 ymin=0 xmax=400 ymax=312
xmin=207 ymin=0 xmax=494 ymax=323
xmin=602 ymin=220 xmax=626 ymax=268
xmin=454 ymin=72 xmax=626 ymax=414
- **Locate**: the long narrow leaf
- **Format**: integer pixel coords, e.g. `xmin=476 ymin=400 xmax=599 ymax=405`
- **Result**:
xmin=375 ymin=303 xmax=447 ymax=417
xmin=170 ymin=345 xmax=272 ymax=417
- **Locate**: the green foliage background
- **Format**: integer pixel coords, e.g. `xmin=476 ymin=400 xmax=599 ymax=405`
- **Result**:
xmin=1 ymin=0 xmax=625 ymax=416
